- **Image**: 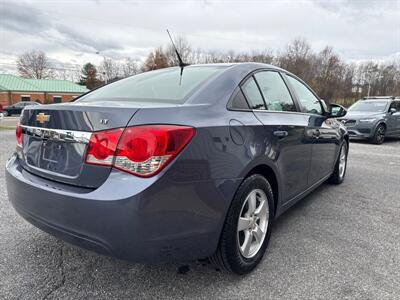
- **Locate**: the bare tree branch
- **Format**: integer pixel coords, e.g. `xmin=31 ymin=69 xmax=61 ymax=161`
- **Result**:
xmin=17 ymin=50 xmax=53 ymax=79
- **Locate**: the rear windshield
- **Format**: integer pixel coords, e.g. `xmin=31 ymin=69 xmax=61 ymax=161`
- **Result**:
xmin=78 ymin=66 xmax=226 ymax=104
xmin=349 ymin=100 xmax=388 ymax=112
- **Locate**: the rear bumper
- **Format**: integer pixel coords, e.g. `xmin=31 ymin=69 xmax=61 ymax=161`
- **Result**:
xmin=6 ymin=154 xmax=238 ymax=262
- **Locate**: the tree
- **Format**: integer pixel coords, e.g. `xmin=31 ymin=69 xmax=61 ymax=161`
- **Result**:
xmin=142 ymin=47 xmax=169 ymax=72
xmin=277 ymin=38 xmax=314 ymax=81
xmin=17 ymin=50 xmax=53 ymax=79
xmin=99 ymin=58 xmax=121 ymax=83
xmin=52 ymin=64 xmax=82 ymax=83
xmin=79 ymin=63 xmax=100 ymax=90
xmin=165 ymin=35 xmax=192 ymax=66
xmin=311 ymin=46 xmax=344 ymax=102
xmin=122 ymin=58 xmax=140 ymax=77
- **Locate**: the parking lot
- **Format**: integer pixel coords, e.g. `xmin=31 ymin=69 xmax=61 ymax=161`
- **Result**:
xmin=1 ymin=128 xmax=399 ymax=299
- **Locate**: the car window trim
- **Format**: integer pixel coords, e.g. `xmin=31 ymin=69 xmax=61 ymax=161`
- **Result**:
xmin=252 ymin=74 xmax=268 ymax=109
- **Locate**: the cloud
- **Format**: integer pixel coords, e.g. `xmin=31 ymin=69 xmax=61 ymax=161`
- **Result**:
xmin=0 ymin=0 xmax=399 ymax=69
xmin=1 ymin=2 xmax=48 ymax=33
xmin=313 ymin=0 xmax=393 ymax=16
xmin=54 ymin=24 xmax=123 ymax=52
xmin=1 ymin=1 xmax=122 ymax=55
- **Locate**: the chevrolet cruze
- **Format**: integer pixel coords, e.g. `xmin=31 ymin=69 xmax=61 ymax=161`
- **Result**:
xmin=6 ymin=63 xmax=349 ymax=274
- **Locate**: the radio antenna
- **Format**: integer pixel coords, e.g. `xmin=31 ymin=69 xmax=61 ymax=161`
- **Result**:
xmin=167 ymin=29 xmax=190 ymax=85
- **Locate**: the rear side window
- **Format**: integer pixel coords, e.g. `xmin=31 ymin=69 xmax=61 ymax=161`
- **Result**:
xmin=286 ymin=75 xmax=322 ymax=115
xmin=254 ymin=71 xmax=296 ymax=112
xmin=230 ymin=89 xmax=250 ymax=110
xmin=78 ymin=66 xmax=226 ymax=104
xmin=241 ymin=77 xmax=265 ymax=110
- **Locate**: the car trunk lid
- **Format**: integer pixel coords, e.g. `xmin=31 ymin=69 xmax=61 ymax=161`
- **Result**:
xmin=19 ymin=102 xmax=140 ymax=188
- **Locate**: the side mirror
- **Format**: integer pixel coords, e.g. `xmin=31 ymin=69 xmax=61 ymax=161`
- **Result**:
xmin=328 ymin=104 xmax=347 ymax=118
xmin=389 ymin=108 xmax=397 ymax=114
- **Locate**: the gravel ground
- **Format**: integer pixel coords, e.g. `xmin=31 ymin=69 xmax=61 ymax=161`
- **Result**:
xmin=1 ymin=129 xmax=399 ymax=299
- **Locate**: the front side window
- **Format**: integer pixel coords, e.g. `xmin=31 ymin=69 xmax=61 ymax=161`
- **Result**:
xmin=254 ymin=71 xmax=296 ymax=112
xmin=286 ymin=76 xmax=322 ymax=115
xmin=78 ymin=66 xmax=226 ymax=104
xmin=389 ymin=101 xmax=400 ymax=112
xmin=241 ymin=77 xmax=265 ymax=110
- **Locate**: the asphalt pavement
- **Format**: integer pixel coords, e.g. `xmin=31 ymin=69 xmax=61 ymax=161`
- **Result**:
xmin=0 ymin=129 xmax=399 ymax=299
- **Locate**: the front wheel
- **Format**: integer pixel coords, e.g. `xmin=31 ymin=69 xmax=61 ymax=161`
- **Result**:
xmin=328 ymin=142 xmax=348 ymax=184
xmin=209 ymin=174 xmax=274 ymax=274
xmin=3 ymin=111 xmax=8 ymax=117
xmin=370 ymin=124 xmax=386 ymax=144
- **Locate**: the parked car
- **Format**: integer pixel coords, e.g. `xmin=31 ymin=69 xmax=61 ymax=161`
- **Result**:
xmin=6 ymin=63 xmax=349 ymax=274
xmin=339 ymin=96 xmax=400 ymax=144
xmin=3 ymin=101 xmax=41 ymax=116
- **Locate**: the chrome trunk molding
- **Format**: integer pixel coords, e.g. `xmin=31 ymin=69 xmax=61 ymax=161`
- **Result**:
xmin=21 ymin=125 xmax=92 ymax=144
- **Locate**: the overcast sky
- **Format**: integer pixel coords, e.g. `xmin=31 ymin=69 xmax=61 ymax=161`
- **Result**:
xmin=0 ymin=0 xmax=399 ymax=73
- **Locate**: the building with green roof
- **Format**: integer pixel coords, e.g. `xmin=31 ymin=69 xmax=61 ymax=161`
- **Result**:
xmin=0 ymin=74 xmax=88 ymax=106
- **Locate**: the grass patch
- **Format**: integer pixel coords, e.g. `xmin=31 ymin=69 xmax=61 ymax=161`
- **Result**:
xmin=0 ymin=126 xmax=15 ymax=131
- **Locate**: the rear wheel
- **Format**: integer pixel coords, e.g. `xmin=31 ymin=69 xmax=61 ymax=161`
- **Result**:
xmin=209 ymin=174 xmax=274 ymax=274
xmin=370 ymin=124 xmax=386 ymax=144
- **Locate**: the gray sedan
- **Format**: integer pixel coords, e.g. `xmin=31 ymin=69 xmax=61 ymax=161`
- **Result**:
xmin=6 ymin=63 xmax=349 ymax=274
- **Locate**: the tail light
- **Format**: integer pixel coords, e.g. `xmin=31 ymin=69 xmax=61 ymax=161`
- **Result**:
xmin=16 ymin=123 xmax=23 ymax=148
xmin=86 ymin=128 xmax=124 ymax=166
xmin=85 ymin=125 xmax=195 ymax=177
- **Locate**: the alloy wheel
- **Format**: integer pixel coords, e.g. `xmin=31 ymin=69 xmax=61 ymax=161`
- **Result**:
xmin=237 ymin=189 xmax=269 ymax=259
xmin=376 ymin=126 xmax=385 ymax=143
xmin=338 ymin=144 xmax=347 ymax=179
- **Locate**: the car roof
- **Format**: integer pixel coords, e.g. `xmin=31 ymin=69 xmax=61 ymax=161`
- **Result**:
xmin=186 ymin=62 xmax=284 ymax=71
xmin=362 ymin=96 xmax=395 ymax=101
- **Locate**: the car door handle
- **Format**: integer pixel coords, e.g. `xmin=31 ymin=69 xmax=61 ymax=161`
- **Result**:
xmin=273 ymin=130 xmax=288 ymax=138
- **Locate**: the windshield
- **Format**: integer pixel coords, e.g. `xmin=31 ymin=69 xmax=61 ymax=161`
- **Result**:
xmin=348 ymin=100 xmax=388 ymax=112
xmin=78 ymin=66 xmax=226 ymax=104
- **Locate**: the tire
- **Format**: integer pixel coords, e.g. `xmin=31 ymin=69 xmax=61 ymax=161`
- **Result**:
xmin=370 ymin=124 xmax=386 ymax=144
xmin=209 ymin=174 xmax=274 ymax=275
xmin=328 ymin=142 xmax=348 ymax=184
xmin=3 ymin=111 xmax=8 ymax=117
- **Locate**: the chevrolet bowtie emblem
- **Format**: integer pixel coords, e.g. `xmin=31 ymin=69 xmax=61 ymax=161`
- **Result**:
xmin=36 ymin=113 xmax=50 ymax=124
